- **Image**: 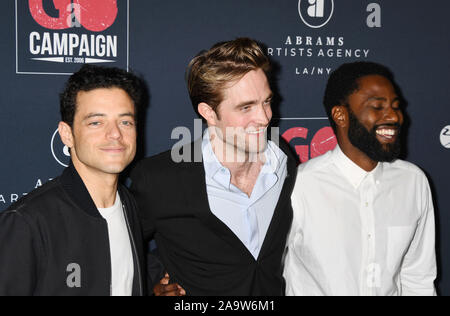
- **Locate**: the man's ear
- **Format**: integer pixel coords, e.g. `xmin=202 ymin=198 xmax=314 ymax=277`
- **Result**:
xmin=331 ymin=105 xmax=348 ymax=129
xmin=58 ymin=121 xmax=74 ymax=148
xmin=198 ymin=102 xmax=218 ymax=126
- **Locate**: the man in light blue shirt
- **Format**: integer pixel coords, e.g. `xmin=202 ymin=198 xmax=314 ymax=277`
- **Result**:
xmin=131 ymin=38 xmax=298 ymax=295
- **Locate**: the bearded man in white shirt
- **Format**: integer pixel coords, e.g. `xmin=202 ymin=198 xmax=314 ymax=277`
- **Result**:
xmin=283 ymin=61 xmax=437 ymax=296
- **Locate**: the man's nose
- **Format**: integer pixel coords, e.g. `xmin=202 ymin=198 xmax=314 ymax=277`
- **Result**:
xmin=383 ymin=106 xmax=402 ymax=124
xmin=256 ymin=104 xmax=272 ymax=125
xmin=107 ymin=122 xmax=122 ymax=139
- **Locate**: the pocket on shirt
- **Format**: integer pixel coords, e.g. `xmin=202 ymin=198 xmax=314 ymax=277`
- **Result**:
xmin=386 ymin=226 xmax=416 ymax=273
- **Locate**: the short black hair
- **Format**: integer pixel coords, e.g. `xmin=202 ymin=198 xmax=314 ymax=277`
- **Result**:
xmin=323 ymin=61 xmax=395 ymax=132
xmin=60 ymin=65 xmax=143 ymax=126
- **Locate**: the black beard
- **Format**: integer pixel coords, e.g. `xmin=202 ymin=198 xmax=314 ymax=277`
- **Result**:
xmin=347 ymin=110 xmax=402 ymax=162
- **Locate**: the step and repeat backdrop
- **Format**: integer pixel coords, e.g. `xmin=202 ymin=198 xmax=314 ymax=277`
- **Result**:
xmin=0 ymin=0 xmax=449 ymax=295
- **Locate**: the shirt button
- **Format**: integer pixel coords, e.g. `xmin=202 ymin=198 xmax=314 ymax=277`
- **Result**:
xmin=365 ymin=202 xmax=369 ymax=207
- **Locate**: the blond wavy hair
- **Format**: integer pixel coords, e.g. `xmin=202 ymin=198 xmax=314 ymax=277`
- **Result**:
xmin=187 ymin=38 xmax=271 ymax=118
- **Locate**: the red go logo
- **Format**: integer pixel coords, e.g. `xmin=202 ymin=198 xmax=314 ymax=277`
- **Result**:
xmin=28 ymin=0 xmax=118 ymax=32
xmin=283 ymin=126 xmax=337 ymax=163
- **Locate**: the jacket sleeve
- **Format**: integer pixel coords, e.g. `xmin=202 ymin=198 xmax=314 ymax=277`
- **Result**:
xmin=129 ymin=161 xmax=166 ymax=294
xmin=147 ymin=250 xmax=166 ymax=294
xmin=0 ymin=210 xmax=39 ymax=296
xmin=129 ymin=161 xmax=157 ymax=242
xmin=400 ymin=176 xmax=437 ymax=296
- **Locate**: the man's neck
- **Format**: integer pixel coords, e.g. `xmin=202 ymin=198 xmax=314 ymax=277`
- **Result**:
xmin=72 ymin=160 xmax=119 ymax=209
xmin=210 ymin=134 xmax=265 ymax=197
xmin=337 ymin=137 xmax=378 ymax=172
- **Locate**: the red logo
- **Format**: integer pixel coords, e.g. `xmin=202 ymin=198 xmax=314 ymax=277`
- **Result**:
xmin=28 ymin=0 xmax=118 ymax=32
xmin=283 ymin=126 xmax=337 ymax=163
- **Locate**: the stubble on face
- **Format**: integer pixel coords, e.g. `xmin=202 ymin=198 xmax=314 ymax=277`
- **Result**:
xmin=209 ymin=69 xmax=273 ymax=164
xmin=69 ymin=88 xmax=137 ymax=178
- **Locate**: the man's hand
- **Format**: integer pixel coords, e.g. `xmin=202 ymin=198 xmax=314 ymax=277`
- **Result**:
xmin=153 ymin=273 xmax=186 ymax=296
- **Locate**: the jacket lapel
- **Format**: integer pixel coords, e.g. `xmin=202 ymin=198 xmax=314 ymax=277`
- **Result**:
xmin=179 ymin=138 xmax=298 ymax=262
xmin=60 ymin=163 xmax=103 ymax=219
xmin=258 ymin=139 xmax=298 ymax=259
xmin=180 ymin=140 xmax=255 ymax=260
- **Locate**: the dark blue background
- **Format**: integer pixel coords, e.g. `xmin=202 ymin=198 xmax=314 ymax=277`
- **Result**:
xmin=1 ymin=0 xmax=449 ymax=295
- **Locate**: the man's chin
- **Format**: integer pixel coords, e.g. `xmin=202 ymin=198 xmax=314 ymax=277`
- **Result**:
xmin=95 ymin=159 xmax=131 ymax=175
xmin=366 ymin=146 xmax=400 ymax=163
xmin=247 ymin=144 xmax=267 ymax=154
xmin=348 ymin=130 xmax=401 ymax=163
xmin=242 ymin=138 xmax=267 ymax=152
xmin=95 ymin=166 xmax=124 ymax=175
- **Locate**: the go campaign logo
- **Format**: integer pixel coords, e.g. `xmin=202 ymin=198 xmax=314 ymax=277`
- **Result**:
xmin=16 ymin=0 xmax=129 ymax=75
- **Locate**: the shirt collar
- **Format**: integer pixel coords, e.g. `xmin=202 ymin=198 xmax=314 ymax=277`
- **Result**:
xmin=202 ymin=129 xmax=229 ymax=185
xmin=332 ymin=145 xmax=384 ymax=189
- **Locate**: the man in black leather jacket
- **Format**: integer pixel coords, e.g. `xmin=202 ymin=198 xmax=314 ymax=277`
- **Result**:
xmin=0 ymin=65 xmax=147 ymax=296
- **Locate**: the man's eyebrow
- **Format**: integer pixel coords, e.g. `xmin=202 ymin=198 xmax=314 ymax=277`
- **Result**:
xmin=83 ymin=113 xmax=106 ymax=120
xmin=83 ymin=112 xmax=135 ymax=120
xmin=366 ymin=96 xmax=400 ymax=102
xmin=234 ymin=93 xmax=274 ymax=108
xmin=235 ymin=100 xmax=258 ymax=108
xmin=119 ymin=112 xmax=135 ymax=118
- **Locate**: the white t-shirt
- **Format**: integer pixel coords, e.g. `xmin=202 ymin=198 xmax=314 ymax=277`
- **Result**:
xmin=98 ymin=192 xmax=134 ymax=296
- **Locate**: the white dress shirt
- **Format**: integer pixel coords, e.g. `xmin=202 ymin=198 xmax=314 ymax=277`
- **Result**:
xmin=202 ymin=130 xmax=287 ymax=259
xmin=284 ymin=145 xmax=437 ymax=296
xmin=98 ymin=192 xmax=134 ymax=296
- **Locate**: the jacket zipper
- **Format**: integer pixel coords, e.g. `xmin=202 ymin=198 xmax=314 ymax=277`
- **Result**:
xmin=122 ymin=203 xmax=144 ymax=296
xmin=101 ymin=220 xmax=113 ymax=296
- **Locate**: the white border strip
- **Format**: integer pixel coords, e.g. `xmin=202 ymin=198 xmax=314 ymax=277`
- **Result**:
xmin=15 ymin=0 xmax=130 ymax=75
xmin=274 ymin=117 xmax=329 ymax=120
xmin=16 ymin=72 xmax=73 ymax=76
xmin=15 ymin=0 xmax=18 ymax=74
xmin=127 ymin=0 xmax=130 ymax=71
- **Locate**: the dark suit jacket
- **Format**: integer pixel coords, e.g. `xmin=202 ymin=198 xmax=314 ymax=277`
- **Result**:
xmin=130 ymin=138 xmax=297 ymax=296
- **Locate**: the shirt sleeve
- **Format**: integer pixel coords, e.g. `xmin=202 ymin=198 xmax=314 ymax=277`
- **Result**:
xmin=283 ymin=170 xmax=306 ymax=296
xmin=0 ymin=210 xmax=39 ymax=296
xmin=400 ymin=175 xmax=437 ymax=296
xmin=286 ymin=170 xmax=305 ymax=247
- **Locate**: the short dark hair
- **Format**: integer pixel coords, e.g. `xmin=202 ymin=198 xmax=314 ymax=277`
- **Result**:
xmin=187 ymin=38 xmax=271 ymax=118
xmin=60 ymin=65 xmax=143 ymax=126
xmin=323 ymin=61 xmax=395 ymax=132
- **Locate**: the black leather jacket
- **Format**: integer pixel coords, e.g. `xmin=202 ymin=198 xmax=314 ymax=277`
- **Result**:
xmin=0 ymin=164 xmax=147 ymax=296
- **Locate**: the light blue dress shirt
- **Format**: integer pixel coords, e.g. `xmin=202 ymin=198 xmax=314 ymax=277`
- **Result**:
xmin=202 ymin=131 xmax=287 ymax=259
